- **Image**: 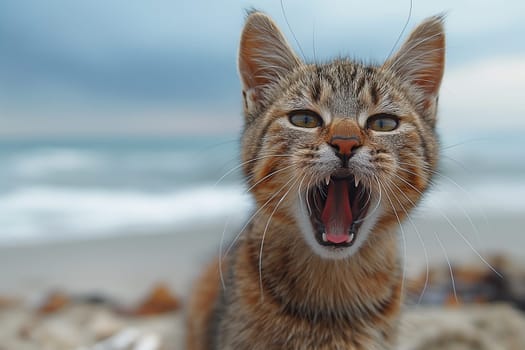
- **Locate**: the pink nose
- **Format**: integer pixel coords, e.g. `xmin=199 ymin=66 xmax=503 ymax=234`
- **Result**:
xmin=329 ymin=136 xmax=361 ymax=157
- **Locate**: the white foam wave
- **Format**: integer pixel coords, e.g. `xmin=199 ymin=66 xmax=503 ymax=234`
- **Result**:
xmin=1 ymin=179 xmax=523 ymax=246
xmin=418 ymin=179 xmax=525 ymax=218
xmin=11 ymin=148 xmax=105 ymax=177
xmin=0 ymin=185 xmax=252 ymax=245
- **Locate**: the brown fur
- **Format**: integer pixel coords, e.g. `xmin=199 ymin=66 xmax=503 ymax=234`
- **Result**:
xmin=187 ymin=11 xmax=445 ymax=350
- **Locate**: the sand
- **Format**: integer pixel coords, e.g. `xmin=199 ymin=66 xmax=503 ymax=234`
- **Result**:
xmin=1 ymin=301 xmax=524 ymax=349
xmin=0 ymin=212 xmax=524 ymax=349
xmin=400 ymin=304 xmax=525 ymax=350
xmin=0 ymin=222 xmax=222 ymax=303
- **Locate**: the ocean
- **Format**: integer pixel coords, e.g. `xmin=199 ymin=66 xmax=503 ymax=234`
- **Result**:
xmin=0 ymin=131 xmax=524 ymax=247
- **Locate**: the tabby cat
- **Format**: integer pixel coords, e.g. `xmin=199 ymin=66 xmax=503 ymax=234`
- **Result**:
xmin=187 ymin=10 xmax=445 ymax=350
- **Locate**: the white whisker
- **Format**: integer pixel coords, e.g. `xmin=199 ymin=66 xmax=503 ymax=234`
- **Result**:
xmin=219 ymin=216 xmax=232 ymax=290
xmin=385 ymin=175 xmax=430 ymax=304
xmin=214 ymin=154 xmax=292 ymax=187
xmin=297 ymin=173 xmax=308 ymax=216
xmin=373 ymin=176 xmax=408 ymax=295
xmin=354 ymin=176 xmax=382 ymax=224
xmin=219 ymin=162 xmax=296 ymax=289
xmin=245 ymin=164 xmax=296 ymax=192
xmin=305 ymin=177 xmax=313 ymax=216
xmin=397 ymin=161 xmax=486 ymax=241
xmin=259 ymin=174 xmax=301 ymax=300
xmin=434 ymin=231 xmax=458 ymax=303
xmin=221 ymin=172 xmax=299 ymax=280
xmin=390 ymin=167 xmax=502 ymax=278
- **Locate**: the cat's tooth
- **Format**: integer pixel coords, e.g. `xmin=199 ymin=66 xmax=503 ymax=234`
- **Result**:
xmin=354 ymin=177 xmax=360 ymax=188
xmin=322 ymin=232 xmax=327 ymax=242
xmin=325 ymin=176 xmax=330 ymax=186
xmin=347 ymin=233 xmax=355 ymax=243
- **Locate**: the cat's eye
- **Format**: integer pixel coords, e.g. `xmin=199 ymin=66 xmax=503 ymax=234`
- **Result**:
xmin=289 ymin=111 xmax=323 ymax=128
xmin=367 ymin=114 xmax=399 ymax=132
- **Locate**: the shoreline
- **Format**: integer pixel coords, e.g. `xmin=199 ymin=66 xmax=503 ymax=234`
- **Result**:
xmin=0 ymin=211 xmax=523 ymax=301
xmin=0 ymin=222 xmax=228 ymax=303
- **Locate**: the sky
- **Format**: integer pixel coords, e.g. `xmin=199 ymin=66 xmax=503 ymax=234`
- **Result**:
xmin=0 ymin=0 xmax=524 ymax=138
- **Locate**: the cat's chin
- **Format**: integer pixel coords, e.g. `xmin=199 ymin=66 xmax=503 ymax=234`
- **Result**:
xmin=294 ymin=175 xmax=382 ymax=260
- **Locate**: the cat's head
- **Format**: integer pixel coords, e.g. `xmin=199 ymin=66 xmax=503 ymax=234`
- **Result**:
xmin=238 ymin=11 xmax=445 ymax=260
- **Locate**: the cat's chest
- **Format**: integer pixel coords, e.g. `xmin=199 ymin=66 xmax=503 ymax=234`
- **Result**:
xmin=220 ymin=314 xmax=387 ymax=350
xmin=219 ymin=285 xmax=391 ymax=350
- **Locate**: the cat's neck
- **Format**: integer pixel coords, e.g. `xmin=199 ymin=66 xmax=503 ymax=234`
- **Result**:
xmin=244 ymin=215 xmax=403 ymax=321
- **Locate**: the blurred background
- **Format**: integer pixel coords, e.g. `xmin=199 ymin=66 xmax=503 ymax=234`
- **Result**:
xmin=1 ymin=1 xmax=525 ymax=348
xmin=0 ymin=0 xmax=524 ymax=300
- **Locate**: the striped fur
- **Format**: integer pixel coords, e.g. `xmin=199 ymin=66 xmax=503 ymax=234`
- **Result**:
xmin=187 ymin=11 xmax=445 ymax=350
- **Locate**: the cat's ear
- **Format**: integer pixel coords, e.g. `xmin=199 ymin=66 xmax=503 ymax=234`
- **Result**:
xmin=383 ymin=15 xmax=445 ymax=121
xmin=238 ymin=11 xmax=301 ymax=113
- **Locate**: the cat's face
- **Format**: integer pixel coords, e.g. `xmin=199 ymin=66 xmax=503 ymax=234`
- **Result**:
xmin=239 ymin=12 xmax=444 ymax=260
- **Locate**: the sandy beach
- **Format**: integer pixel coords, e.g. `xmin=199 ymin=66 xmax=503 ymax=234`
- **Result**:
xmin=0 ymin=212 xmax=524 ymax=349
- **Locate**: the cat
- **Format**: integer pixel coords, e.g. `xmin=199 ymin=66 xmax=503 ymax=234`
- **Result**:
xmin=186 ymin=10 xmax=445 ymax=350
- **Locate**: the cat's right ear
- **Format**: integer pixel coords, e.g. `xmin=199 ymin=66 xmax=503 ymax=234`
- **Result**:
xmin=238 ymin=11 xmax=301 ymax=114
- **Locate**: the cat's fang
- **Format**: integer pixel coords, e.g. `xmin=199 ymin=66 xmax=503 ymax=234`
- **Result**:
xmin=346 ymin=233 xmax=355 ymax=243
xmin=354 ymin=177 xmax=360 ymax=188
xmin=325 ymin=176 xmax=330 ymax=186
xmin=322 ymin=232 xmax=328 ymax=242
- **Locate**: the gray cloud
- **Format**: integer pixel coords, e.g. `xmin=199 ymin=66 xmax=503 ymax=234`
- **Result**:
xmin=0 ymin=0 xmax=523 ymax=136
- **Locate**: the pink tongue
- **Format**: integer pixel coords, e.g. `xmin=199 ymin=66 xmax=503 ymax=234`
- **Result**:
xmin=321 ymin=180 xmax=353 ymax=244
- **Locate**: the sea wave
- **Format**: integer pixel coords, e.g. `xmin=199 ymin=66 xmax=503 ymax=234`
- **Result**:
xmin=418 ymin=179 xmax=525 ymax=218
xmin=0 ymin=185 xmax=252 ymax=245
xmin=9 ymin=148 xmax=106 ymax=177
xmin=1 ymin=135 xmax=524 ymax=246
xmin=1 ymin=178 xmax=524 ymax=246
xmin=0 ymin=145 xmax=242 ymax=192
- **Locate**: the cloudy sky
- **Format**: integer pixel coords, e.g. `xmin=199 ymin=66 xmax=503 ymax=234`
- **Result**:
xmin=0 ymin=0 xmax=524 ymax=137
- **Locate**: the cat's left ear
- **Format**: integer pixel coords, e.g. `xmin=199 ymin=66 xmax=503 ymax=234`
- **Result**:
xmin=238 ymin=11 xmax=301 ymax=114
xmin=383 ymin=15 xmax=445 ymax=124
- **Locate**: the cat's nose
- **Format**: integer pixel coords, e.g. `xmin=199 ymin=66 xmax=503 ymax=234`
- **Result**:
xmin=329 ymin=136 xmax=361 ymax=165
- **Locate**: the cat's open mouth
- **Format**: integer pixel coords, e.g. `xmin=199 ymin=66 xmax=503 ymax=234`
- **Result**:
xmin=308 ymin=174 xmax=370 ymax=248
